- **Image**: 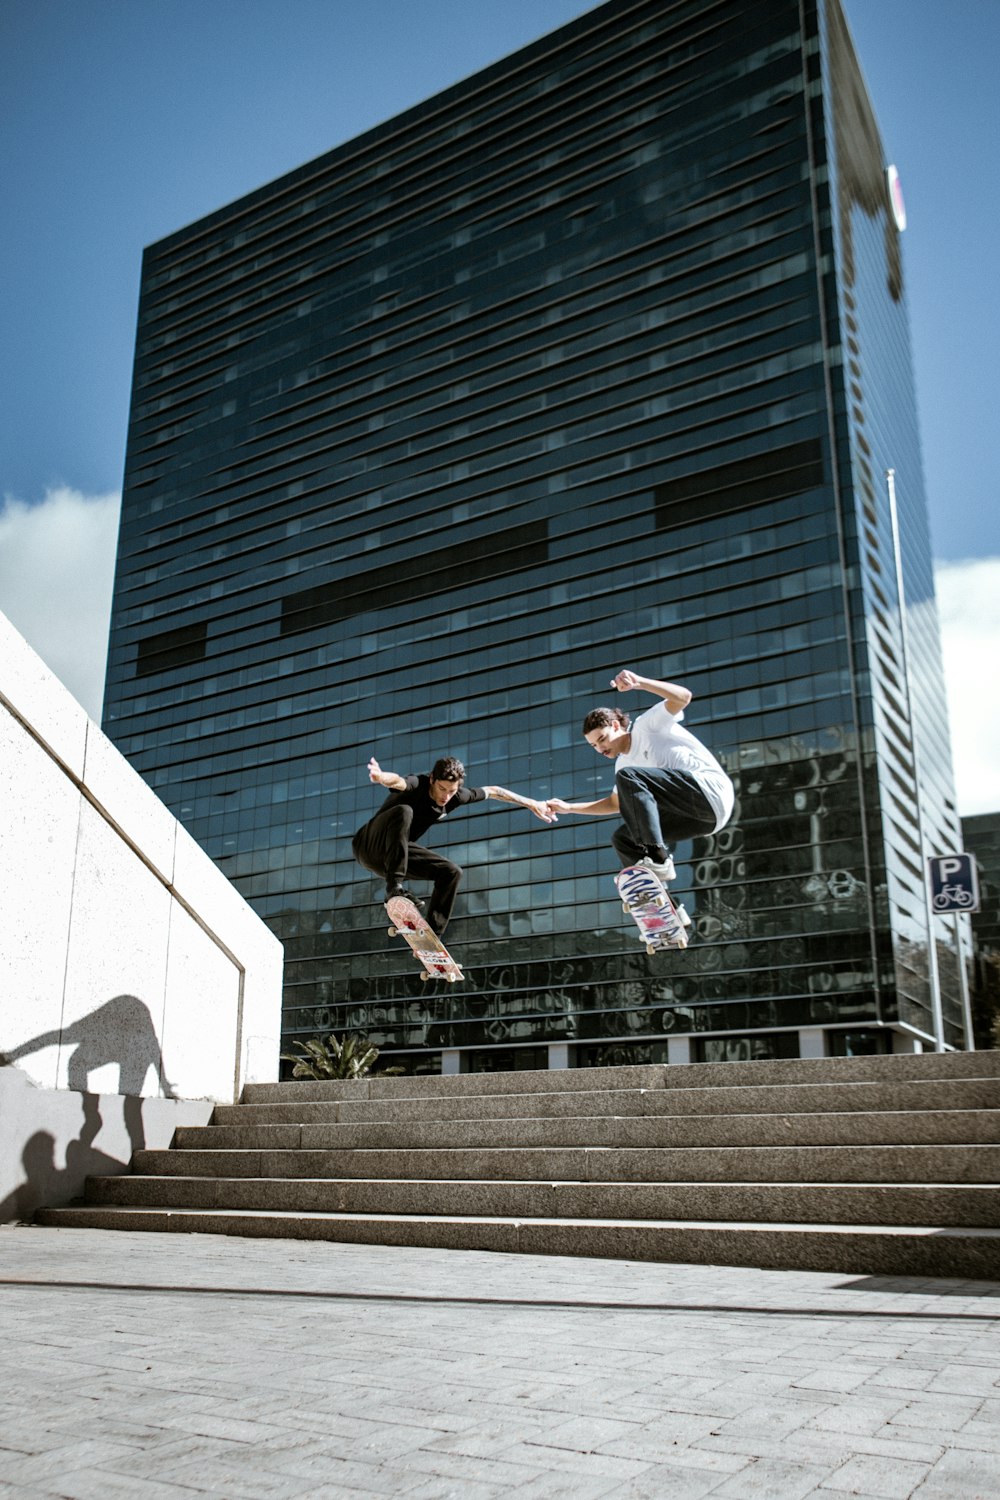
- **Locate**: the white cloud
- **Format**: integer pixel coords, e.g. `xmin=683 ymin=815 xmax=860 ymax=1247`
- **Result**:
xmin=934 ymin=555 xmax=1000 ymax=819
xmin=0 ymin=486 xmax=120 ymax=722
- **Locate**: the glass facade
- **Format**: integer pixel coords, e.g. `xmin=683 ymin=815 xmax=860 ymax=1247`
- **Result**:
xmin=963 ymin=812 xmax=1000 ymax=1049
xmin=104 ymin=0 xmax=967 ymax=1071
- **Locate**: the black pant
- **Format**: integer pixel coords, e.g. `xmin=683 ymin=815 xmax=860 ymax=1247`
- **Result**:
xmin=611 ymin=765 xmax=718 ymax=866
xmin=352 ymin=804 xmax=462 ymax=933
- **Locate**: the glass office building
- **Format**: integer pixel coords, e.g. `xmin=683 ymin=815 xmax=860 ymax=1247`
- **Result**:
xmin=963 ymin=812 xmax=1000 ymax=1049
xmin=104 ymin=0 xmax=968 ymax=1070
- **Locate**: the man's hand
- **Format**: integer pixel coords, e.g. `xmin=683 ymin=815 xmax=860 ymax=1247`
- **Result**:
xmin=529 ymin=800 xmax=557 ymax=823
xmin=546 ymin=798 xmax=572 ymax=814
xmin=486 ymin=785 xmax=557 ymax=821
xmin=367 ymin=758 xmax=407 ymax=791
xmin=610 ymin=669 xmax=691 ymax=713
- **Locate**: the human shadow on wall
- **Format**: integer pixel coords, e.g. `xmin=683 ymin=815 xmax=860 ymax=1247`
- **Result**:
xmin=4 ymin=992 xmax=178 ymax=1100
xmin=1 ymin=994 xmax=178 ymax=1222
xmin=0 ymin=1095 xmax=130 ymax=1222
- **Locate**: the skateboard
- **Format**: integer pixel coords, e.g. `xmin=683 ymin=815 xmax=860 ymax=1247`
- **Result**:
xmin=615 ymin=864 xmax=691 ymax=954
xmin=386 ymin=895 xmax=465 ymax=983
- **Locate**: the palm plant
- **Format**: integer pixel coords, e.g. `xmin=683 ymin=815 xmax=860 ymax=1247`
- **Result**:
xmin=280 ymin=1031 xmax=396 ymax=1080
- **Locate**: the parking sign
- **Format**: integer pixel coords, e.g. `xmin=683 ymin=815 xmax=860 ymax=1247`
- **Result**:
xmin=927 ymin=853 xmax=980 ymax=914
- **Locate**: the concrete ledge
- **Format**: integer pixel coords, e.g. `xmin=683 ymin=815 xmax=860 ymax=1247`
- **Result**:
xmin=32 ymin=1204 xmax=1000 ymax=1280
xmin=214 ymin=1075 xmax=1000 ymax=1125
xmin=243 ymin=1050 xmax=1000 ymax=1105
xmin=176 ymin=1109 xmax=1000 ymax=1152
xmin=85 ymin=1173 xmax=1000 ymax=1228
xmin=136 ymin=1141 xmax=1000 ymax=1185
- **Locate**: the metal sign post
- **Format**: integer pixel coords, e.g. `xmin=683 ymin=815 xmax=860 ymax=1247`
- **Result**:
xmin=927 ymin=853 xmax=979 ymax=1051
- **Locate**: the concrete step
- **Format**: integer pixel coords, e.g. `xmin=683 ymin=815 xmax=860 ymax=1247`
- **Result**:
xmin=243 ymin=1050 xmax=1000 ymax=1105
xmin=84 ymin=1173 xmax=1000 ymax=1228
xmin=177 ymin=1109 xmax=1000 ymax=1153
xmin=134 ymin=1142 xmax=1000 ymax=1184
xmin=212 ymin=1076 xmax=1000 ymax=1126
xmin=33 ymin=1203 xmax=1000 ymax=1280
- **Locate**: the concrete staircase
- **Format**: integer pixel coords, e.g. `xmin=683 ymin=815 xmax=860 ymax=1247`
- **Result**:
xmin=37 ymin=1050 xmax=1000 ymax=1279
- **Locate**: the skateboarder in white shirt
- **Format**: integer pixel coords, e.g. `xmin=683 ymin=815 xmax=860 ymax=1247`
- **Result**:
xmin=547 ymin=669 xmax=734 ymax=882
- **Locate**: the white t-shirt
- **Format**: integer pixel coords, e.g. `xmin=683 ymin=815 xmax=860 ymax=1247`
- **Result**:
xmin=615 ymin=704 xmax=734 ymax=830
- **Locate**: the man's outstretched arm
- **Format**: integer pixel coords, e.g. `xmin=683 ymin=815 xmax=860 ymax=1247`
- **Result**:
xmin=367 ymin=757 xmax=407 ymax=791
xmin=483 ymin=785 xmax=558 ymax=823
xmin=546 ymin=791 xmax=620 ymax=817
xmin=611 ymin=668 xmax=691 ymax=714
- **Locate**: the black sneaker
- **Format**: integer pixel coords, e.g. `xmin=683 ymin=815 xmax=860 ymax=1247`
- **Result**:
xmin=386 ymin=885 xmax=423 ymax=908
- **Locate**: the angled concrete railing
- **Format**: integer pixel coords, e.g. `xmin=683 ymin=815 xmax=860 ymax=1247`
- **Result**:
xmin=0 ymin=609 xmax=284 ymax=1221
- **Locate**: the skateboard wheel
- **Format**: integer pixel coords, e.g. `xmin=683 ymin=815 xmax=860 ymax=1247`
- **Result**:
xmin=646 ymin=943 xmax=656 ymax=956
xmin=387 ymin=927 xmax=397 ymax=937
xmin=420 ymin=970 xmax=431 ymax=982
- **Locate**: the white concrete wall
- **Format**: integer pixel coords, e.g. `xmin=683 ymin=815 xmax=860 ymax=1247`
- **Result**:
xmin=0 ymin=1062 xmax=213 ymax=1222
xmin=0 ymin=609 xmax=284 ymax=1109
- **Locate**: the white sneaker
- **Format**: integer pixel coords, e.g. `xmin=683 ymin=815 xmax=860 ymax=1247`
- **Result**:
xmin=639 ymin=853 xmax=675 ymax=883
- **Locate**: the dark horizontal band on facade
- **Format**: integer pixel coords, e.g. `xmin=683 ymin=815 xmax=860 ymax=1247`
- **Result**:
xmin=279 ymin=518 xmax=549 ymax=636
xmin=135 ymin=620 xmax=208 ymax=678
xmin=655 ymin=438 xmax=824 ymax=529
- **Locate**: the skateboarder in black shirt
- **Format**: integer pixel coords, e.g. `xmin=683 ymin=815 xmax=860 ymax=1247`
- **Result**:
xmin=353 ymin=756 xmax=554 ymax=935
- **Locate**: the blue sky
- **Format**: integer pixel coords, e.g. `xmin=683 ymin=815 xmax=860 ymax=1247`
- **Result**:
xmin=1 ymin=0 xmax=998 ymax=811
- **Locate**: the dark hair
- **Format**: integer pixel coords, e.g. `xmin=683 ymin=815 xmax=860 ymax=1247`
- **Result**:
xmin=582 ymin=706 xmax=631 ymax=735
xmin=431 ymin=756 xmax=466 ymax=783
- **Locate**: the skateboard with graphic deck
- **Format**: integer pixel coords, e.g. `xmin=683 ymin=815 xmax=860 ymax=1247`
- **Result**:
xmin=615 ymin=864 xmax=691 ymax=954
xmin=386 ymin=895 xmax=465 ymax=983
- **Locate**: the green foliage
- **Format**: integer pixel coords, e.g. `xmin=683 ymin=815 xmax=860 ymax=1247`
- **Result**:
xmin=280 ymin=1031 xmax=402 ymax=1079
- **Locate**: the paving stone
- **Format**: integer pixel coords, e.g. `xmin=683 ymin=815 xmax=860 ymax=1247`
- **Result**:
xmin=708 ymin=1455 xmax=830 ymax=1498
xmin=498 ymin=1475 xmax=627 ymax=1500
xmin=31 ymin=1468 xmax=206 ymax=1498
xmin=820 ymin=1453 xmax=933 ymax=1497
xmin=263 ymin=1453 xmax=426 ymax=1496
xmin=598 ymin=1460 xmax=737 ymax=1498
xmin=383 ymin=1446 xmax=545 ymax=1487
xmin=152 ymin=1456 xmax=320 ymax=1499
xmin=0 ymin=1439 xmax=150 ymax=1486
xmin=902 ymin=1444 xmax=1000 ymax=1498
xmin=878 ymin=1393 xmax=985 ymax=1433
xmin=497 ymin=1439 xmax=652 ymax=1481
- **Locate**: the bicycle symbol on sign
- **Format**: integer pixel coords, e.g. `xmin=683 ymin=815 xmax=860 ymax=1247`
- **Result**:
xmin=931 ymin=883 xmax=976 ymax=913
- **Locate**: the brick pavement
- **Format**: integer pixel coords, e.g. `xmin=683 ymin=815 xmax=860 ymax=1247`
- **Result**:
xmin=0 ymin=1225 xmax=998 ymax=1498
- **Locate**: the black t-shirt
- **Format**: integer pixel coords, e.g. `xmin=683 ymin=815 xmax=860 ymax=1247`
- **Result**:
xmin=374 ymin=774 xmax=486 ymax=842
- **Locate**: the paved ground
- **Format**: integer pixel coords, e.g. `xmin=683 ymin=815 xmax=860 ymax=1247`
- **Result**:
xmin=0 ymin=1225 xmax=998 ymax=1499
